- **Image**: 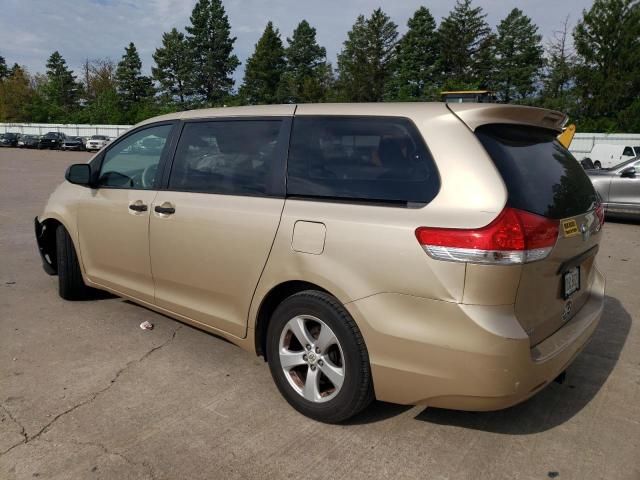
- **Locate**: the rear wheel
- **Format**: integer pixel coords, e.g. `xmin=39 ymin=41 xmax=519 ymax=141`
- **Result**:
xmin=56 ymin=226 xmax=90 ymax=300
xmin=594 ymin=160 xmax=601 ymax=169
xmin=266 ymin=291 xmax=374 ymax=423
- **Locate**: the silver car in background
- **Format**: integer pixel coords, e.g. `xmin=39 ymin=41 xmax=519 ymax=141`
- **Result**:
xmin=588 ymin=157 xmax=640 ymax=218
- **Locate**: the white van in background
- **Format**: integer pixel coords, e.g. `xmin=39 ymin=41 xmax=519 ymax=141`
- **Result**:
xmin=583 ymin=144 xmax=640 ymax=169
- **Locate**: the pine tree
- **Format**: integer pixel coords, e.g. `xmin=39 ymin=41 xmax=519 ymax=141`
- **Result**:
xmin=574 ymin=0 xmax=640 ymax=131
xmin=44 ymin=51 xmax=80 ymax=121
xmin=0 ymin=56 xmax=8 ymax=80
xmin=153 ymin=28 xmax=193 ymax=105
xmin=387 ymin=7 xmax=439 ymax=100
xmin=116 ymin=42 xmax=154 ymax=119
xmin=239 ymin=21 xmax=286 ymax=105
xmin=540 ymin=16 xmax=577 ymax=113
xmin=494 ymin=8 xmax=544 ymax=103
xmin=438 ymin=0 xmax=493 ymax=89
xmin=337 ymin=9 xmax=398 ymax=102
xmin=186 ymin=0 xmax=239 ymax=105
xmin=282 ymin=20 xmax=331 ymax=103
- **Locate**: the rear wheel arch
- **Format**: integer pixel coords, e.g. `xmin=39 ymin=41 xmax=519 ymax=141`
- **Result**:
xmin=254 ymin=280 xmax=332 ymax=360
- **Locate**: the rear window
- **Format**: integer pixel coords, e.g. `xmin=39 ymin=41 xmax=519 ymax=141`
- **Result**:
xmin=476 ymin=124 xmax=598 ymax=219
xmin=287 ymin=116 xmax=439 ymax=205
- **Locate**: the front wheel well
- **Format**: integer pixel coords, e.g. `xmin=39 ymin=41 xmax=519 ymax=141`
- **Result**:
xmin=39 ymin=218 xmax=63 ymax=274
xmin=254 ymin=281 xmax=330 ymax=360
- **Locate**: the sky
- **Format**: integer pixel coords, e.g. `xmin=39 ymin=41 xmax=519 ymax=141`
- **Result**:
xmin=0 ymin=0 xmax=595 ymax=84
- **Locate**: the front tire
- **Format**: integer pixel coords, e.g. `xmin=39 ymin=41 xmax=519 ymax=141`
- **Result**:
xmin=266 ymin=291 xmax=374 ymax=423
xmin=594 ymin=160 xmax=601 ymax=169
xmin=56 ymin=226 xmax=90 ymax=300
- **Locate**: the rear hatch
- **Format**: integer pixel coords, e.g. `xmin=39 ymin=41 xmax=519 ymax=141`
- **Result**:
xmin=475 ymin=123 xmax=602 ymax=346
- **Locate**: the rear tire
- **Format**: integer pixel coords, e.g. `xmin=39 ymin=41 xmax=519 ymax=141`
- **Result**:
xmin=266 ymin=290 xmax=374 ymax=423
xmin=56 ymin=226 xmax=90 ymax=300
xmin=594 ymin=160 xmax=601 ymax=169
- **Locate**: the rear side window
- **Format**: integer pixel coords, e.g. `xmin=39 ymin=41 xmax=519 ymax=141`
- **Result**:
xmin=169 ymin=120 xmax=284 ymax=196
xmin=476 ymin=124 xmax=598 ymax=219
xmin=287 ymin=116 xmax=439 ymax=205
xmin=623 ymin=146 xmax=634 ymax=156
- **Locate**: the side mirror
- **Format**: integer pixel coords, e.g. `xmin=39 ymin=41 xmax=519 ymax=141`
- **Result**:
xmin=65 ymin=163 xmax=93 ymax=187
xmin=621 ymin=166 xmax=636 ymax=178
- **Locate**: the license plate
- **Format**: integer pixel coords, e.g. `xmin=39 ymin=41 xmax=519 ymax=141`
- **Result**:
xmin=563 ymin=267 xmax=580 ymax=299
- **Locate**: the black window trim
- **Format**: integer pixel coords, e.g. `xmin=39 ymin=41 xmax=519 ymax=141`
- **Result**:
xmin=285 ymin=114 xmax=441 ymax=209
xmin=161 ymin=116 xmax=292 ymax=198
xmin=91 ymin=120 xmax=179 ymax=191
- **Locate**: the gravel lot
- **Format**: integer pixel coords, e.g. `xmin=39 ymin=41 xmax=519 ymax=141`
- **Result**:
xmin=1 ymin=148 xmax=639 ymax=480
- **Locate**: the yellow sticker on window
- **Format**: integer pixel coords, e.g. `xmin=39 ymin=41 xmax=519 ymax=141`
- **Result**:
xmin=562 ymin=219 xmax=579 ymax=237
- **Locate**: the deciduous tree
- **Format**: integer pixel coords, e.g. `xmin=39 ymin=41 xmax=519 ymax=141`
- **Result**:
xmin=573 ymin=0 xmax=640 ymax=131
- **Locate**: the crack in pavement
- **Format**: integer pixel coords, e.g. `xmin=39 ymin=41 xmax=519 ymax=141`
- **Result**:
xmin=0 ymin=325 xmax=182 ymax=458
xmin=38 ymin=438 xmax=157 ymax=480
xmin=0 ymin=403 xmax=28 ymax=444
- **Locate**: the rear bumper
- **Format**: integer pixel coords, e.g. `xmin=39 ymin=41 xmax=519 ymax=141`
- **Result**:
xmin=346 ymin=266 xmax=605 ymax=409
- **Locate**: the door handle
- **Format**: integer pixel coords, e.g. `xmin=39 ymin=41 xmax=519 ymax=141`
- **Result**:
xmin=154 ymin=205 xmax=175 ymax=215
xmin=129 ymin=203 xmax=148 ymax=212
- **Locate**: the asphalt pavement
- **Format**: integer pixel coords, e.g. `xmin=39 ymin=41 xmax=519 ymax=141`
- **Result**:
xmin=1 ymin=148 xmax=638 ymax=480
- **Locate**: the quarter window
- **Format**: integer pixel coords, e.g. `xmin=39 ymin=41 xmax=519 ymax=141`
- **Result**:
xmin=287 ymin=116 xmax=439 ymax=205
xmin=169 ymin=120 xmax=284 ymax=196
xmin=98 ymin=124 xmax=172 ymax=189
xmin=623 ymin=146 xmax=634 ymax=156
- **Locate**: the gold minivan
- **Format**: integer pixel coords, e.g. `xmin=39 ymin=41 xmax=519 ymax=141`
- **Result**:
xmin=35 ymin=103 xmax=605 ymax=422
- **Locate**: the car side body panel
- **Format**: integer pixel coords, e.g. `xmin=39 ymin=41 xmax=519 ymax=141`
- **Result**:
xmin=36 ymin=102 xmax=605 ymax=413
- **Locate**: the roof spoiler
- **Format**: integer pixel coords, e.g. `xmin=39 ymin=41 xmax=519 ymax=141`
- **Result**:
xmin=447 ymin=103 xmax=567 ymax=134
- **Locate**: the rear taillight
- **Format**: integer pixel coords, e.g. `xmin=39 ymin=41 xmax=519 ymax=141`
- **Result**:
xmin=595 ymin=203 xmax=605 ymax=227
xmin=415 ymin=207 xmax=559 ymax=265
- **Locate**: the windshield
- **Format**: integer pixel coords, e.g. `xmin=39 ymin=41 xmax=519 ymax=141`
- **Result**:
xmin=44 ymin=133 xmax=59 ymax=139
xmin=91 ymin=135 xmax=107 ymax=140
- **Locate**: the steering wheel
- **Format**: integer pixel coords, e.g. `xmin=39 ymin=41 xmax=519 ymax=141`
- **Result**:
xmin=141 ymin=163 xmax=157 ymax=189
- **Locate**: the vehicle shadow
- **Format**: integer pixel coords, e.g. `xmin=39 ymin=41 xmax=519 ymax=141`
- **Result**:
xmin=413 ymin=295 xmax=630 ymax=434
xmin=345 ymin=401 xmax=414 ymax=425
xmin=604 ymin=215 xmax=640 ymax=225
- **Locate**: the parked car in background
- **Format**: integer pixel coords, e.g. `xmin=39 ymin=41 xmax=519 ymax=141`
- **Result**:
xmin=85 ymin=135 xmax=110 ymax=151
xmin=61 ymin=136 xmax=86 ymax=151
xmin=18 ymin=135 xmax=41 ymax=148
xmin=0 ymin=132 xmax=20 ymax=147
xmin=583 ymin=144 xmax=638 ymax=169
xmin=35 ymin=103 xmax=605 ymax=423
xmin=580 ymin=158 xmax=595 ymax=170
xmin=588 ymin=156 xmax=640 ymax=218
xmin=39 ymin=132 xmax=66 ymax=150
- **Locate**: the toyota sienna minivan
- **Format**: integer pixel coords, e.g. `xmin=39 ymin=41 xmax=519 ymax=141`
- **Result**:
xmin=35 ymin=103 xmax=605 ymax=422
